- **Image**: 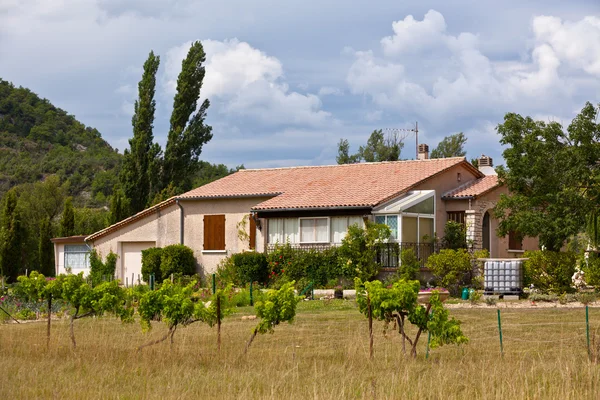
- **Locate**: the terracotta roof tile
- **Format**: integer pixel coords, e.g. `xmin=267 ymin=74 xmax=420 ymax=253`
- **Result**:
xmin=180 ymin=157 xmax=478 ymax=210
xmin=442 ymin=175 xmax=500 ymax=199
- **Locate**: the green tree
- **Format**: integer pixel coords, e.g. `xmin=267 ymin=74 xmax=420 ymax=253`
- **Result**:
xmin=59 ymin=197 xmax=75 ymax=237
xmin=38 ymin=216 xmax=54 ymax=276
xmin=0 ymin=189 xmax=24 ymax=281
xmin=358 ymin=129 xmax=403 ymax=162
xmin=337 ymin=130 xmax=403 ymax=164
xmin=109 ymin=187 xmax=130 ymax=225
xmin=336 ymin=138 xmax=360 ymax=164
xmin=430 ymin=132 xmax=467 ymax=158
xmin=121 ymin=51 xmax=161 ymax=214
xmin=494 ymin=102 xmax=600 ymax=251
xmin=162 ymin=41 xmax=213 ymax=192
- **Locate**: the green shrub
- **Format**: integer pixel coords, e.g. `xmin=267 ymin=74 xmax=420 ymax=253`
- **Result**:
xmin=141 ymin=247 xmax=163 ymax=282
xmin=441 ymin=221 xmax=467 ymax=250
xmin=397 ymin=248 xmax=420 ymax=281
xmin=426 ymin=248 xmax=472 ymax=295
xmin=15 ymin=308 xmax=36 ymax=320
xmin=89 ymin=250 xmax=117 ymax=285
xmin=337 ymin=222 xmax=391 ymax=281
xmin=216 ymin=256 xmax=240 ymax=286
xmin=583 ymin=253 xmax=600 ymax=287
xmin=160 ymin=244 xmax=196 ymax=281
xmin=267 ymin=243 xmax=344 ymax=288
xmin=231 ymin=252 xmax=269 ymax=284
xmin=523 ymin=250 xmax=576 ymax=293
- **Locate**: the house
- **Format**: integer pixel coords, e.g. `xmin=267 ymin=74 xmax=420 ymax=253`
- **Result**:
xmin=51 ymin=148 xmax=537 ymax=280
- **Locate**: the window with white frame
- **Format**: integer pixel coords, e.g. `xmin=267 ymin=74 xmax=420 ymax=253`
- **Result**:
xmin=374 ymin=215 xmax=398 ymax=240
xmin=299 ymin=217 xmax=329 ymax=243
xmin=64 ymin=245 xmax=90 ymax=269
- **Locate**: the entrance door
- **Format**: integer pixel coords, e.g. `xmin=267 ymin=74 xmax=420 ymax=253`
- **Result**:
xmin=482 ymin=212 xmax=490 ymax=255
xmin=122 ymin=242 xmax=156 ymax=285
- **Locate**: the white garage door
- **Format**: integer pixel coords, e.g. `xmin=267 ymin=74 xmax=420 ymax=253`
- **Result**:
xmin=122 ymin=242 xmax=156 ymax=285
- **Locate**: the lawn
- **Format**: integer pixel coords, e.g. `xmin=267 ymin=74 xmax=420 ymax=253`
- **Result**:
xmin=0 ymin=300 xmax=599 ymax=399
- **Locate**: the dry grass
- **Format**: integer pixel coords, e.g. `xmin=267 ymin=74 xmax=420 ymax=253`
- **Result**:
xmin=0 ymin=301 xmax=599 ymax=399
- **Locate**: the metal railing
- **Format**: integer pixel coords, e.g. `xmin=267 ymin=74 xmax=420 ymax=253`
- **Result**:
xmin=266 ymin=242 xmax=437 ymax=268
xmin=376 ymin=242 xmax=437 ymax=268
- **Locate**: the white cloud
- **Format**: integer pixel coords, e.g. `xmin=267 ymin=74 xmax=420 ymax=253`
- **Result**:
xmin=532 ymin=15 xmax=600 ymax=76
xmin=346 ymin=10 xmax=599 ymax=125
xmin=318 ymin=86 xmax=343 ymax=96
xmin=163 ymin=38 xmax=332 ymax=127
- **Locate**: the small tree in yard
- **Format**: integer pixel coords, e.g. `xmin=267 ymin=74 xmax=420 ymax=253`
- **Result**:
xmin=17 ymin=271 xmax=63 ymax=348
xmin=338 ymin=222 xmax=391 ymax=281
xmin=244 ymin=281 xmax=300 ymax=354
xmin=355 ymin=278 xmax=468 ymax=358
xmin=61 ymin=273 xmax=130 ymax=348
xmin=137 ymin=281 xmax=234 ymax=351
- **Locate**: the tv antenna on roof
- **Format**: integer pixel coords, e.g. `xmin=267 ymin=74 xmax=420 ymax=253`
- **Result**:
xmin=384 ymin=122 xmax=419 ymax=159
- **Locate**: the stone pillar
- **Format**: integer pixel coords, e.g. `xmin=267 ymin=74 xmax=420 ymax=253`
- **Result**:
xmin=465 ymin=209 xmax=482 ymax=252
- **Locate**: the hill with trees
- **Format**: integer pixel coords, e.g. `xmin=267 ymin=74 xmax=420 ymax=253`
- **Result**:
xmin=0 ymin=79 xmax=122 ymax=205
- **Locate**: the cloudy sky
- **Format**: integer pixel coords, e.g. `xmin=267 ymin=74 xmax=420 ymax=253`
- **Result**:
xmin=1 ymin=0 xmax=599 ymax=168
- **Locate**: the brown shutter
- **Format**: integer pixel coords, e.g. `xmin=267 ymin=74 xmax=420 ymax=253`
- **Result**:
xmin=249 ymin=216 xmax=256 ymax=250
xmin=204 ymin=215 xmax=226 ymax=250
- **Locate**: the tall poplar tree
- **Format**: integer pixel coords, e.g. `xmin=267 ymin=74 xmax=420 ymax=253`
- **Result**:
xmin=38 ymin=216 xmax=54 ymax=276
xmin=162 ymin=41 xmax=213 ymax=192
xmin=59 ymin=197 xmax=75 ymax=237
xmin=121 ymin=51 xmax=161 ymax=214
xmin=0 ymin=190 xmax=24 ymax=281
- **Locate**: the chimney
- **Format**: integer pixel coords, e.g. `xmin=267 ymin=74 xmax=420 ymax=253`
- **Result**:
xmin=418 ymin=143 xmax=429 ymax=160
xmin=478 ymin=154 xmax=496 ymax=175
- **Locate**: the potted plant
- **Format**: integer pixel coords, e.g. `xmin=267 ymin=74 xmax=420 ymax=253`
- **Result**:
xmin=418 ymin=287 xmax=450 ymax=304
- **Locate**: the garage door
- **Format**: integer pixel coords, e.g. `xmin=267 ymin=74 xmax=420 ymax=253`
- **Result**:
xmin=122 ymin=242 xmax=156 ymax=285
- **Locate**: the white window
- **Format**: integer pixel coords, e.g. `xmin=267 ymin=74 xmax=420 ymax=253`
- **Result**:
xmin=375 ymin=215 xmax=399 ymax=240
xmin=331 ymin=216 xmax=364 ymax=243
xmin=64 ymin=245 xmax=90 ymax=269
xmin=299 ymin=218 xmax=329 ymax=243
xmin=268 ymin=218 xmax=299 ymax=244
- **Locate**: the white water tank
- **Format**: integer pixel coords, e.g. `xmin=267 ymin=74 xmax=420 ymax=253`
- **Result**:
xmin=482 ymin=258 xmax=526 ymax=294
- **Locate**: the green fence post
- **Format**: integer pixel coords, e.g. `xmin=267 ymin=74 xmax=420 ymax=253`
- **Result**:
xmin=586 ymin=305 xmax=590 ymax=360
xmin=426 ymin=309 xmax=434 ymax=360
xmin=497 ymin=309 xmax=504 ymax=357
xmin=150 ymin=273 xmax=155 ymax=290
xmin=212 ymin=273 xmax=216 ymax=294
xmin=250 ymin=282 xmax=254 ymax=306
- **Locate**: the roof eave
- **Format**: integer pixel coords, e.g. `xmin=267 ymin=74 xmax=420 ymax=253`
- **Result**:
xmin=252 ymin=205 xmax=373 ymax=212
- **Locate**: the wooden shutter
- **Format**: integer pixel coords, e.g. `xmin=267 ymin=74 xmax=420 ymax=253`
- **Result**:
xmin=249 ymin=216 xmax=256 ymax=250
xmin=204 ymin=215 xmax=225 ymax=250
xmin=447 ymin=211 xmax=466 ymax=226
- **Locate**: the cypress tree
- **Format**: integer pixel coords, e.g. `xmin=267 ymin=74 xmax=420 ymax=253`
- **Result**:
xmin=162 ymin=41 xmax=213 ymax=192
xmin=121 ymin=51 xmax=161 ymax=214
xmin=109 ymin=187 xmax=130 ymax=225
xmin=0 ymin=190 xmax=24 ymax=281
xmin=38 ymin=216 xmax=54 ymax=276
xmin=59 ymin=197 xmax=75 ymax=237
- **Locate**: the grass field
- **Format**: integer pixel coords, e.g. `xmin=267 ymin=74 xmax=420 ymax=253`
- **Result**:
xmin=1 ymin=300 xmax=599 ymax=399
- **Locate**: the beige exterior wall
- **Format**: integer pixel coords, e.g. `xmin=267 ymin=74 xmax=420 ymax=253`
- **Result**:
xmin=474 ymin=187 xmax=538 ymax=258
xmin=411 ymin=164 xmax=481 ymax=238
xmin=54 ymin=241 xmax=90 ymax=276
xmin=91 ymin=197 xmax=271 ymax=278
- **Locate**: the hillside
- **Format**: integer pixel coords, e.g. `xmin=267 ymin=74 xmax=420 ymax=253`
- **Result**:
xmin=0 ymin=79 xmax=122 ymax=205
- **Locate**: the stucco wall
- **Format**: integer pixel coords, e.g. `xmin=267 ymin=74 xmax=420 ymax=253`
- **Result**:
xmin=475 ymin=187 xmax=539 ymax=258
xmin=91 ymin=197 xmax=271 ymax=278
xmin=411 ymin=163 xmax=480 ymax=238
